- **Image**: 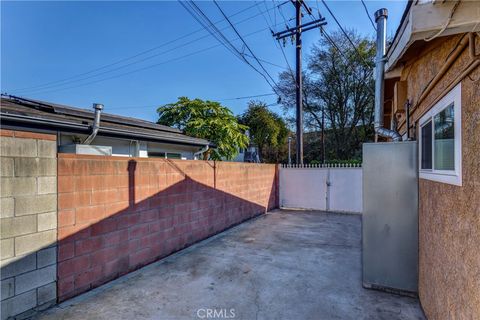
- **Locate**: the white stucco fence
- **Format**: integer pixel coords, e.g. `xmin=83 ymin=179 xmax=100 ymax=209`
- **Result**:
xmin=279 ymin=165 xmax=363 ymax=213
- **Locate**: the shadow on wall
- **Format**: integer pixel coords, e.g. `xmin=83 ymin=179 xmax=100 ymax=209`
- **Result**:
xmin=58 ymin=160 xmax=276 ymax=301
xmin=56 ymin=158 xmax=277 ymax=301
xmin=2 ymin=157 xmax=278 ymax=318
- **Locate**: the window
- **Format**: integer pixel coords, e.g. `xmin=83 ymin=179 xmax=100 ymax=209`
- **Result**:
xmin=148 ymin=152 xmax=166 ymax=158
xmin=421 ymin=120 xmax=432 ymax=169
xmin=419 ymin=84 xmax=461 ymax=186
xmin=147 ymin=152 xmax=182 ymax=159
xmin=166 ymin=153 xmax=182 ymax=159
xmin=434 ymin=104 xmax=455 ymax=170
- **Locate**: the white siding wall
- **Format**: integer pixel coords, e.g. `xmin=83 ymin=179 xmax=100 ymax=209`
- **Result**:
xmin=59 ymin=134 xmax=198 ymax=159
xmin=146 ymin=141 xmax=197 ymax=160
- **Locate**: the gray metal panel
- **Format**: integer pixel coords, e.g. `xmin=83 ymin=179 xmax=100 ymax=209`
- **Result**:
xmin=362 ymin=141 xmax=418 ymax=294
xmin=59 ymin=144 xmax=112 ymax=156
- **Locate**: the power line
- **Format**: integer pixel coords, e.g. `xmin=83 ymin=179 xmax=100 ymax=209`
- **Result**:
xmin=12 ymin=3 xmax=280 ymax=95
xmin=265 ymin=102 xmax=281 ymax=108
xmin=262 ymin=0 xmax=275 ymax=28
xmin=320 ymin=0 xmax=371 ymax=69
xmin=273 ymin=0 xmax=277 ymax=26
xmin=19 ymin=26 xmax=277 ymax=96
xmin=180 ymin=1 xmax=244 ymax=61
xmin=277 ymin=3 xmax=291 ymax=28
xmin=278 ymin=45 xmax=296 ymax=79
xmin=303 ymin=4 xmax=371 ymax=75
xmin=104 ymin=93 xmax=278 ymax=110
xmin=213 ymin=0 xmax=279 ymax=90
xmin=18 ymin=20 xmax=239 ymax=94
xmin=221 ymin=92 xmax=277 ymax=101
xmin=360 ymin=0 xmax=377 ymax=31
xmin=302 ymin=7 xmax=350 ymax=63
xmin=243 ymin=54 xmax=288 ymax=70
xmin=183 ymin=1 xmax=275 ymax=90
xmin=315 ymin=0 xmax=321 ymax=18
xmin=9 ymin=2 xmax=264 ymax=94
xmin=321 ymin=28 xmax=348 ymax=61
xmin=253 ymin=0 xmax=296 ymax=81
xmin=309 ymin=4 xmax=375 ymax=95
xmin=183 ymin=0 xmax=278 ymax=94
xmin=251 ymin=0 xmax=298 ymax=92
xmin=255 ymin=1 xmax=274 ymax=32
xmin=22 ymin=46 xmax=222 ymax=96
xmin=8 ymin=3 xmax=291 ymax=98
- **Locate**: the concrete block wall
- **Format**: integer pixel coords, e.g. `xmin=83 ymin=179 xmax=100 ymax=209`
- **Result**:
xmin=57 ymin=154 xmax=278 ymax=301
xmin=0 ymin=129 xmax=57 ymax=320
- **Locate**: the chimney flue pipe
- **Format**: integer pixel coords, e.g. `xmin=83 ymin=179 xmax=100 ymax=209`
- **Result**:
xmin=374 ymin=9 xmax=402 ymax=142
xmin=83 ymin=103 xmax=103 ymax=145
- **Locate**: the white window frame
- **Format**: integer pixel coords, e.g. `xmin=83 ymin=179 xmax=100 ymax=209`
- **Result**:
xmin=418 ymin=83 xmax=462 ymax=186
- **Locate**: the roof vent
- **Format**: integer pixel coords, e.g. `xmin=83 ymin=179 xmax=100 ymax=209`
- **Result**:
xmin=83 ymin=103 xmax=103 ymax=145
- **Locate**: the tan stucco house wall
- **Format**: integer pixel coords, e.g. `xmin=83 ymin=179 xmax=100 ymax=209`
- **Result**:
xmin=385 ymin=33 xmax=480 ymax=319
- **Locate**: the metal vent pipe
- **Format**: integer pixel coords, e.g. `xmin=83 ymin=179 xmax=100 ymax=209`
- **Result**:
xmin=374 ymin=9 xmax=402 ymax=142
xmin=83 ymin=103 xmax=103 ymax=145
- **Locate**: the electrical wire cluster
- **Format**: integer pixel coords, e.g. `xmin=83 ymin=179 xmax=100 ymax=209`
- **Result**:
xmin=6 ymin=1 xmax=379 ymax=109
xmin=7 ymin=2 xmax=284 ymax=97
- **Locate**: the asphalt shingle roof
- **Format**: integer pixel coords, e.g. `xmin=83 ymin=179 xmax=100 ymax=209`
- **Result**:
xmin=0 ymin=96 xmax=213 ymax=147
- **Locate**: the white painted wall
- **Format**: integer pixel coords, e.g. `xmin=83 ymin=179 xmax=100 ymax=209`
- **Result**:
xmin=146 ymin=141 xmax=197 ymax=160
xmin=59 ymin=133 xmax=199 ymax=159
xmin=280 ymin=167 xmax=363 ymax=213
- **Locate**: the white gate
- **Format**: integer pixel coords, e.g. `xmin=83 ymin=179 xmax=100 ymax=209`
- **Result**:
xmin=279 ymin=164 xmax=363 ymax=213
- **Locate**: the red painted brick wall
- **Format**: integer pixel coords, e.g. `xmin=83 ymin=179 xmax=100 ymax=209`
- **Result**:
xmin=57 ymin=154 xmax=278 ymax=301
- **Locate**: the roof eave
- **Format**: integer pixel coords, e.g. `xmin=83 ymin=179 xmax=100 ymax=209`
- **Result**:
xmin=0 ymin=113 xmax=214 ymax=148
xmin=385 ymin=1 xmax=480 ymax=72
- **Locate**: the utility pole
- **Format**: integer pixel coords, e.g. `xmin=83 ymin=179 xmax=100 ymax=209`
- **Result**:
xmin=273 ymin=1 xmax=326 ymax=165
xmin=295 ymin=0 xmax=303 ymax=165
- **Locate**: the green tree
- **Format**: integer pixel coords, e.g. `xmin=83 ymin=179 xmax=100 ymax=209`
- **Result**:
xmin=157 ymin=97 xmax=249 ymax=160
xmin=238 ymin=101 xmax=289 ymax=163
xmin=277 ymin=30 xmax=375 ymax=161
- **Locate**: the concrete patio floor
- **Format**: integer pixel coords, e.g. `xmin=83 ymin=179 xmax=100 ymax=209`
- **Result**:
xmin=36 ymin=210 xmax=425 ymax=320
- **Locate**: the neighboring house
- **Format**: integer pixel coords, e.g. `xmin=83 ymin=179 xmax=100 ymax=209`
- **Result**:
xmin=0 ymin=96 xmax=213 ymax=159
xmin=230 ymin=130 xmax=260 ymax=163
xmin=380 ymin=1 xmax=479 ymax=319
xmin=232 ymin=146 xmax=260 ymax=163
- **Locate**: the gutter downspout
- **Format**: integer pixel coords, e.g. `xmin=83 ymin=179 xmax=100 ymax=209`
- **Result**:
xmin=194 ymin=145 xmax=209 ymax=160
xmin=83 ymin=103 xmax=103 ymax=145
xmin=374 ymin=9 xmax=402 ymax=142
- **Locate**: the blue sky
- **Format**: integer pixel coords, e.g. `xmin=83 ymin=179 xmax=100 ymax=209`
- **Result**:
xmin=1 ymin=1 xmax=407 ymax=122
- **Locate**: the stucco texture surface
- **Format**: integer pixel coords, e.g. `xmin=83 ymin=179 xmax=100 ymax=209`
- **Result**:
xmin=402 ymin=34 xmax=480 ymax=319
